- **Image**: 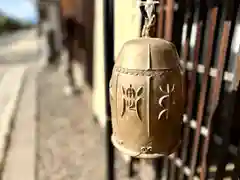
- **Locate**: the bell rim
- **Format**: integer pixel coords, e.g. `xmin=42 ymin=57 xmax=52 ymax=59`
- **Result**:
xmin=111 ymin=135 xmax=180 ymax=159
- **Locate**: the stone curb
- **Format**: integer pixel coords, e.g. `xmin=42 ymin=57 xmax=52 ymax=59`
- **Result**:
xmin=0 ymin=66 xmax=27 ymax=173
xmin=2 ymin=66 xmax=38 ymax=180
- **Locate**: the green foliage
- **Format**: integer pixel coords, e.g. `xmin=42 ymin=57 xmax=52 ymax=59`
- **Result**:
xmin=0 ymin=14 xmax=33 ymax=35
xmin=0 ymin=16 xmax=7 ymax=24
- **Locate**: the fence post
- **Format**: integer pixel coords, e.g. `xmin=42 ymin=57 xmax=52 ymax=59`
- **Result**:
xmin=103 ymin=0 xmax=115 ymax=179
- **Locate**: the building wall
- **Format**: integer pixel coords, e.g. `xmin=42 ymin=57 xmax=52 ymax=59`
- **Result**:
xmin=114 ymin=0 xmax=141 ymax=57
xmin=93 ymin=0 xmax=141 ymax=126
xmin=93 ymin=0 xmax=105 ymax=127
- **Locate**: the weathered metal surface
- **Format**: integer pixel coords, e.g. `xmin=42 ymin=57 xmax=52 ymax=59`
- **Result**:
xmin=109 ymin=38 xmax=185 ymax=158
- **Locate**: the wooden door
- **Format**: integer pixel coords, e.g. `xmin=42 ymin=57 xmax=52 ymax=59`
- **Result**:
xmin=60 ymin=0 xmax=77 ymax=18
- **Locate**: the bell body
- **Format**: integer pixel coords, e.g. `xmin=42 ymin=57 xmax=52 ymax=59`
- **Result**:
xmin=109 ymin=38 xmax=185 ymax=158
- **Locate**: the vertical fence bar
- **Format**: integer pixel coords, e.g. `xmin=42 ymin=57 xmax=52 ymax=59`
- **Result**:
xmin=200 ymin=5 xmax=232 ymax=179
xmin=234 ymin=61 xmax=240 ymax=177
xmin=202 ymin=2 xmax=237 ymax=179
xmin=162 ymin=157 xmax=169 ymax=179
xmin=103 ymin=0 xmax=115 ymax=179
xmin=215 ymin=26 xmax=240 ymax=180
xmin=181 ymin=0 xmax=194 ymax=66
xmin=164 ymin=0 xmax=174 ymax=41
xmin=235 ymin=90 xmax=240 ymax=178
xmin=188 ymin=7 xmax=219 ymax=180
xmin=169 ymin=1 xmax=194 ymax=179
xmin=179 ymin=1 xmax=206 ymax=180
xmin=231 ymin=7 xmax=240 ymax=179
xmin=157 ymin=0 xmax=165 ymax=38
xmin=179 ymin=2 xmax=207 ymax=180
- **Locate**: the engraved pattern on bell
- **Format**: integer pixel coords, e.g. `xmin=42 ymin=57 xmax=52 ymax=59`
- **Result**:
xmin=121 ymin=85 xmax=143 ymax=121
xmin=158 ymin=84 xmax=175 ymax=120
xmin=110 ymin=38 xmax=185 ymax=159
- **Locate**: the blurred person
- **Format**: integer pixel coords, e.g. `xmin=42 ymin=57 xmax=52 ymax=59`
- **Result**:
xmin=60 ymin=0 xmax=85 ymax=95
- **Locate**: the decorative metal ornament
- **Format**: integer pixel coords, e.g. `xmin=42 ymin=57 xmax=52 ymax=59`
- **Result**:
xmin=109 ymin=2 xmax=185 ymax=158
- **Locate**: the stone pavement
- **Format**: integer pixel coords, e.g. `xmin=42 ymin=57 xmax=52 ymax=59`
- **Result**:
xmin=2 ymin=66 xmax=38 ymax=180
xmin=0 ymin=65 xmax=28 ymax=172
xmin=36 ymin=66 xmax=141 ymax=180
xmin=0 ymin=28 xmax=44 ymax=179
xmin=0 ymin=29 xmax=41 ymax=177
xmin=0 ymin=29 xmax=143 ymax=179
xmin=0 ymin=30 xmax=40 ymax=65
xmin=0 ymin=63 xmax=142 ymax=180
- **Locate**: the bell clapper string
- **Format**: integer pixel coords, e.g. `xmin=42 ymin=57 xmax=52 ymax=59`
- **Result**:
xmin=137 ymin=0 xmax=159 ymax=37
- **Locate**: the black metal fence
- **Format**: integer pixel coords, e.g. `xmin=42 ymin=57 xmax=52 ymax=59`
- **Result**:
xmin=104 ymin=0 xmax=240 ymax=179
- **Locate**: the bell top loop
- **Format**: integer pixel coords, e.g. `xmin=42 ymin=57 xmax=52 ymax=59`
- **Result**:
xmin=137 ymin=0 xmax=159 ymax=19
xmin=141 ymin=14 xmax=156 ymax=37
xmin=137 ymin=0 xmax=159 ymax=37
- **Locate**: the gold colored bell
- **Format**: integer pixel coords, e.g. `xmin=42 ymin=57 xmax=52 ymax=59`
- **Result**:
xmin=109 ymin=11 xmax=184 ymax=158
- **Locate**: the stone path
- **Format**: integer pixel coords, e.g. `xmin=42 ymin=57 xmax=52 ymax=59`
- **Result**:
xmin=0 ymin=29 xmax=43 ymax=179
xmin=0 ymin=65 xmax=27 ymax=173
xmin=36 ymin=67 xmax=140 ymax=180
xmin=0 ymin=28 xmax=142 ymax=180
xmin=2 ymin=66 xmax=37 ymax=180
xmin=0 ymin=30 xmax=40 ymax=65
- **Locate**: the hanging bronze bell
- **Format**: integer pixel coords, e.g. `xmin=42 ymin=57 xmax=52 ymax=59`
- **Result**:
xmin=109 ymin=9 xmax=185 ymax=158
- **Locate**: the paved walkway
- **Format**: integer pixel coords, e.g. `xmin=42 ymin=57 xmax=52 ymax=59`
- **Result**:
xmin=0 ymin=65 xmax=27 ymax=173
xmin=0 ymin=29 xmax=43 ymax=179
xmin=0 ymin=29 xmax=141 ymax=179
xmin=2 ymin=66 xmax=38 ymax=180
xmin=36 ymin=67 xmax=137 ymax=180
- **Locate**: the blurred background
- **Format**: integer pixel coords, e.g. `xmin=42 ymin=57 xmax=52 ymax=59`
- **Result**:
xmin=0 ymin=0 xmax=240 ymax=179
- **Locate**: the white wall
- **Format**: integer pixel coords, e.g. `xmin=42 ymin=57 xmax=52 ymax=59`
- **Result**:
xmin=114 ymin=0 xmax=141 ymax=58
xmin=93 ymin=0 xmax=141 ymax=127
xmin=93 ymin=0 xmax=106 ymax=127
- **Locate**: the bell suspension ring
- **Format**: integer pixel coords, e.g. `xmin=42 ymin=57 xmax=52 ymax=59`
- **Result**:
xmin=138 ymin=0 xmax=159 ymax=37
